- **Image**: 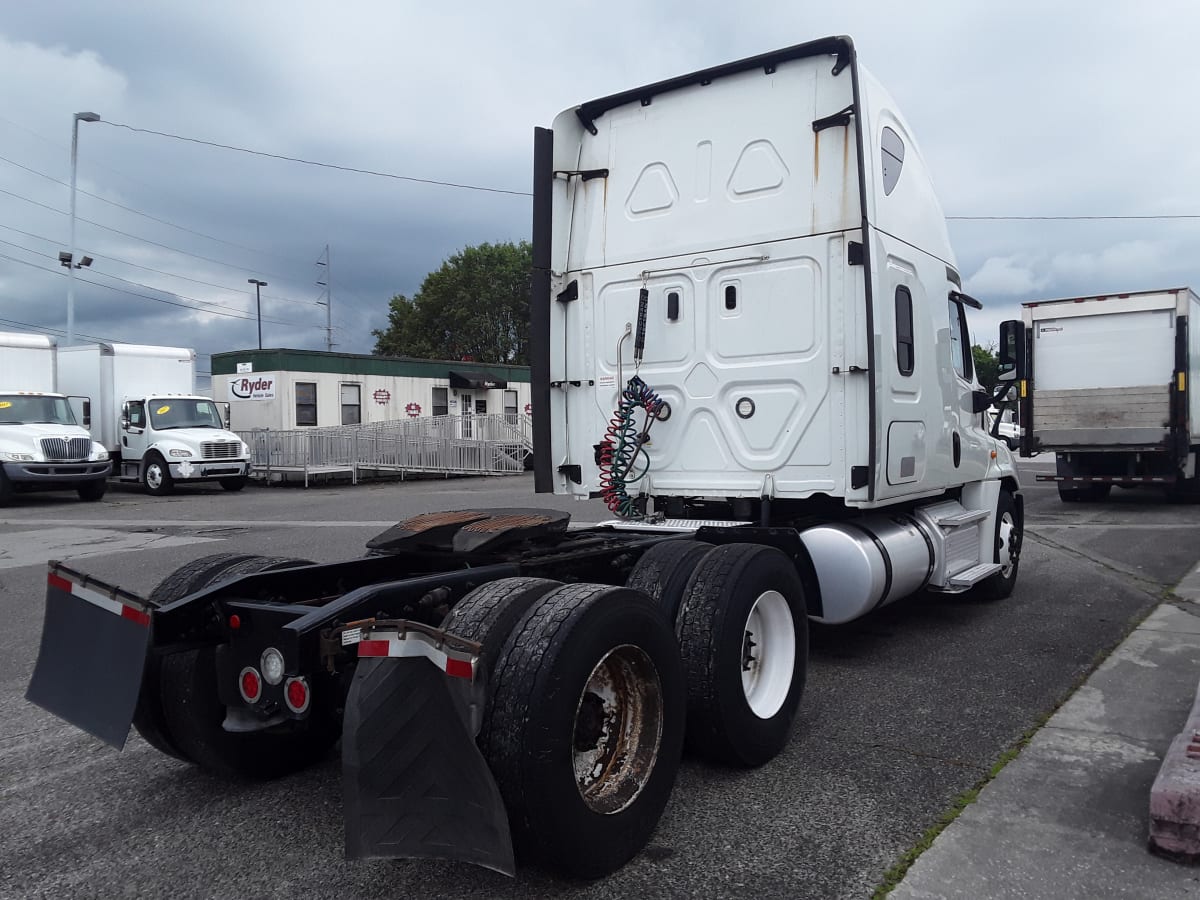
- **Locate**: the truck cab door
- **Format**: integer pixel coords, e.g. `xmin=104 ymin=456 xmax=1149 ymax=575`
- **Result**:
xmin=943 ymin=295 xmax=990 ymax=482
xmin=122 ymin=400 xmax=149 ymax=463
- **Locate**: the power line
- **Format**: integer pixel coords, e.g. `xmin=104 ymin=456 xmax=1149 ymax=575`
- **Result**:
xmin=0 ymin=185 xmax=299 ymax=283
xmin=0 ymin=311 xmax=117 ymax=344
xmin=947 ymin=214 xmax=1200 ymax=221
xmin=0 ymin=237 xmax=303 ymax=325
xmin=100 ymin=120 xmax=534 ymax=197
xmin=0 ymin=248 xmax=313 ymax=328
xmin=0 ymin=151 xmax=317 ymax=267
xmin=0 ymin=222 xmax=318 ymax=306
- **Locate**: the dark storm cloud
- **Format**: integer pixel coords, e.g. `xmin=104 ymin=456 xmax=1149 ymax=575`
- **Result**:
xmin=1 ymin=0 xmax=1198 ymax=365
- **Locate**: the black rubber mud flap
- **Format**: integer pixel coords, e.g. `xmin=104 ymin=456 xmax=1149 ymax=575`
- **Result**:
xmin=342 ymin=657 xmax=515 ymax=876
xmin=25 ymin=571 xmax=151 ymax=749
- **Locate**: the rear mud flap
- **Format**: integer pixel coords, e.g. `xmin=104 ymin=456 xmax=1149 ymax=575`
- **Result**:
xmin=25 ymin=571 xmax=151 ymax=749
xmin=342 ymin=657 xmax=515 ymax=876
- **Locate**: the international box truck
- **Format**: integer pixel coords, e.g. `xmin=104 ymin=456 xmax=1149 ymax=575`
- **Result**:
xmin=0 ymin=331 xmax=110 ymax=506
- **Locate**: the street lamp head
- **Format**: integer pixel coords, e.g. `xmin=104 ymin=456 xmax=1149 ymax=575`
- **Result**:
xmin=248 ymin=278 xmax=267 ymax=287
xmin=75 ymin=112 xmax=100 ymax=123
xmin=79 ymin=256 xmax=94 ymax=268
xmin=59 ymin=251 xmax=72 ymax=264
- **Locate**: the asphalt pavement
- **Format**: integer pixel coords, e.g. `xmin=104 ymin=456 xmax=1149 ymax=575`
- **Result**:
xmin=1 ymin=465 xmax=1198 ymax=899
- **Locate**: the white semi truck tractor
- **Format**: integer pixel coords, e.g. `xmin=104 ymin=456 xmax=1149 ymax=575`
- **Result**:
xmin=27 ymin=36 xmax=1020 ymax=880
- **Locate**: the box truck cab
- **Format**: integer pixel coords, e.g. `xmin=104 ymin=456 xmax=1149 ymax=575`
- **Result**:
xmin=57 ymin=343 xmax=251 ymax=496
xmin=0 ymin=332 xmax=111 ymax=506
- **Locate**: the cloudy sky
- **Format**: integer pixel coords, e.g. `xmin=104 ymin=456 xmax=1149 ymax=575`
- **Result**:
xmin=1 ymin=1 xmax=1198 ymax=383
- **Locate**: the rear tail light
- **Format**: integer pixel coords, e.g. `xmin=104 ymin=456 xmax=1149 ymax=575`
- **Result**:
xmin=239 ymin=667 xmax=262 ymax=704
xmin=284 ymin=676 xmax=310 ymax=714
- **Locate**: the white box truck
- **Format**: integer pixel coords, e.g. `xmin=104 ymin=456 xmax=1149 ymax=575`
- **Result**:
xmin=57 ymin=343 xmax=251 ymax=495
xmin=0 ymin=332 xmax=111 ymax=506
xmin=999 ymin=287 xmax=1200 ymax=501
xmin=27 ymin=37 xmax=1024 ymax=879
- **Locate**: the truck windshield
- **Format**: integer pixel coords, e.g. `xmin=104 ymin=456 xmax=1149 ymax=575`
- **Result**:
xmin=0 ymin=395 xmax=79 ymax=426
xmin=148 ymin=398 xmax=225 ymax=430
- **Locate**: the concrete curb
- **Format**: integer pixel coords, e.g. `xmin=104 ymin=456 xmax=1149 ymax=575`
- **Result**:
xmin=1147 ymin=561 xmax=1200 ymax=860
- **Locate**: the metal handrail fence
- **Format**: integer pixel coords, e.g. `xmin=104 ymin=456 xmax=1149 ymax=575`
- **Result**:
xmin=238 ymin=413 xmax=533 ymax=485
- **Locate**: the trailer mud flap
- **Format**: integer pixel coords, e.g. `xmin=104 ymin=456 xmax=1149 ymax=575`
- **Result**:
xmin=342 ymin=656 xmax=515 ymax=875
xmin=25 ymin=567 xmax=151 ymax=749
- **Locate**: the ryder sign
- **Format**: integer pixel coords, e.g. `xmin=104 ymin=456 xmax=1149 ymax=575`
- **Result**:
xmin=229 ymin=375 xmax=276 ymax=400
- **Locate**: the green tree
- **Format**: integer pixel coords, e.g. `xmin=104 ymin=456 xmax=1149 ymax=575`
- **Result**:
xmin=373 ymin=241 xmax=533 ymax=364
xmin=972 ymin=343 xmax=999 ymax=394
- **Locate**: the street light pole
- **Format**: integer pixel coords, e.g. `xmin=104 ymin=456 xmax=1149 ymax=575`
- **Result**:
xmin=67 ymin=112 xmax=100 ymax=346
xmin=248 ymin=278 xmax=267 ymax=349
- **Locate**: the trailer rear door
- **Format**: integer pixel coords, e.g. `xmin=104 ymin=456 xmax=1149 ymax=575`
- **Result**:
xmin=1031 ymin=296 xmax=1176 ymax=447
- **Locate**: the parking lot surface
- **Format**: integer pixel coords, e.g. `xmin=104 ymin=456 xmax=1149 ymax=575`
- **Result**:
xmin=2 ymin=463 xmax=1198 ymax=899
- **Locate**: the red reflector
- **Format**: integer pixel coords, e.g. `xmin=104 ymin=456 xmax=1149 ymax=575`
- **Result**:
xmin=286 ymin=679 xmax=308 ymax=710
xmin=120 ymin=605 xmax=151 ymax=627
xmin=241 ymin=670 xmax=261 ymax=702
xmin=445 ymin=658 xmax=473 ymax=679
xmin=357 ymin=639 xmax=389 ymax=657
xmin=47 ymin=572 xmax=72 ymax=593
xmin=228 ymin=614 xmax=241 ymax=630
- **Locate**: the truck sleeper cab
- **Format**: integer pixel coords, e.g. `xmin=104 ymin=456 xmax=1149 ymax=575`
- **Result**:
xmin=27 ymin=36 xmax=1022 ymax=881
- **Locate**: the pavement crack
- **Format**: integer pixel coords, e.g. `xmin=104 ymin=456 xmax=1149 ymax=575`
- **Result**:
xmin=868 ymin=743 xmax=983 ymax=770
xmin=1023 ymin=527 xmax=1168 ymax=597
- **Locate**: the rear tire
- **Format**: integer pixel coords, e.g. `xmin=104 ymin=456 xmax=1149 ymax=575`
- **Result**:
xmin=480 ymin=583 xmax=685 ymax=878
xmin=142 ymin=452 xmax=173 ymax=496
xmin=0 ymin=469 xmax=13 ymax=507
xmin=1059 ymin=483 xmax=1109 ymax=502
xmin=220 ymin=476 xmax=247 ymax=492
xmin=134 ymin=553 xmax=259 ymax=760
xmin=145 ymin=554 xmax=337 ymax=779
xmin=77 ymin=479 xmax=107 ymax=502
xmin=440 ymin=577 xmax=561 ymax=678
xmin=675 ymin=543 xmax=808 ymax=767
xmin=625 ymin=539 xmax=712 ymax=623
xmin=160 ymin=646 xmax=340 ymax=780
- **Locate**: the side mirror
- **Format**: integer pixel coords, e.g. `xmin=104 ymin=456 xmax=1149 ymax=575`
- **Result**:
xmin=82 ymin=399 xmax=91 ymax=428
xmin=998 ymin=320 xmax=1026 ymax=382
xmin=971 ymin=388 xmax=992 ymax=413
xmin=220 ymin=402 xmax=231 ymax=430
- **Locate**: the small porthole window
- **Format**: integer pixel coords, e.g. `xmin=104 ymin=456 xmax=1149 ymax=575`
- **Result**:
xmin=881 ymin=126 xmax=904 ymax=196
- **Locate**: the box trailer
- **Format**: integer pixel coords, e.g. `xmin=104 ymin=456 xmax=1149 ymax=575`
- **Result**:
xmin=57 ymin=343 xmax=251 ymax=495
xmin=0 ymin=332 xmax=110 ymax=506
xmin=27 ymin=36 xmax=1022 ymax=879
xmin=1000 ymin=287 xmax=1200 ymax=501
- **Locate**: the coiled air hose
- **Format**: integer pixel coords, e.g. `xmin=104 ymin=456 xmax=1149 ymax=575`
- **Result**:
xmin=598 ymin=286 xmax=664 ymax=517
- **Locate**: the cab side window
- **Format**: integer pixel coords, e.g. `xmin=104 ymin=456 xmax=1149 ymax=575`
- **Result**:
xmin=895 ymin=286 xmax=914 ymax=376
xmin=127 ymin=401 xmax=146 ymax=429
xmin=947 ymin=299 xmax=974 ymax=380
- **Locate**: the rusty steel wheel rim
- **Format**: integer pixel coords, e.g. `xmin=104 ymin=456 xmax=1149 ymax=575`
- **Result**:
xmin=571 ymin=644 xmax=664 ymax=815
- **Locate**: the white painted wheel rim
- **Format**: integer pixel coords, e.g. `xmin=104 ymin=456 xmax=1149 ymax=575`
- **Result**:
xmin=146 ymin=463 xmax=165 ymax=490
xmin=998 ymin=512 xmax=1017 ymax=577
xmin=741 ymin=590 xmax=795 ymax=719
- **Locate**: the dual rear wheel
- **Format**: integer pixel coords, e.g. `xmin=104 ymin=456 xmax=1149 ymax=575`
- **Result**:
xmin=627 ymin=540 xmax=810 ymax=766
xmin=134 ymin=554 xmax=336 ymax=779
